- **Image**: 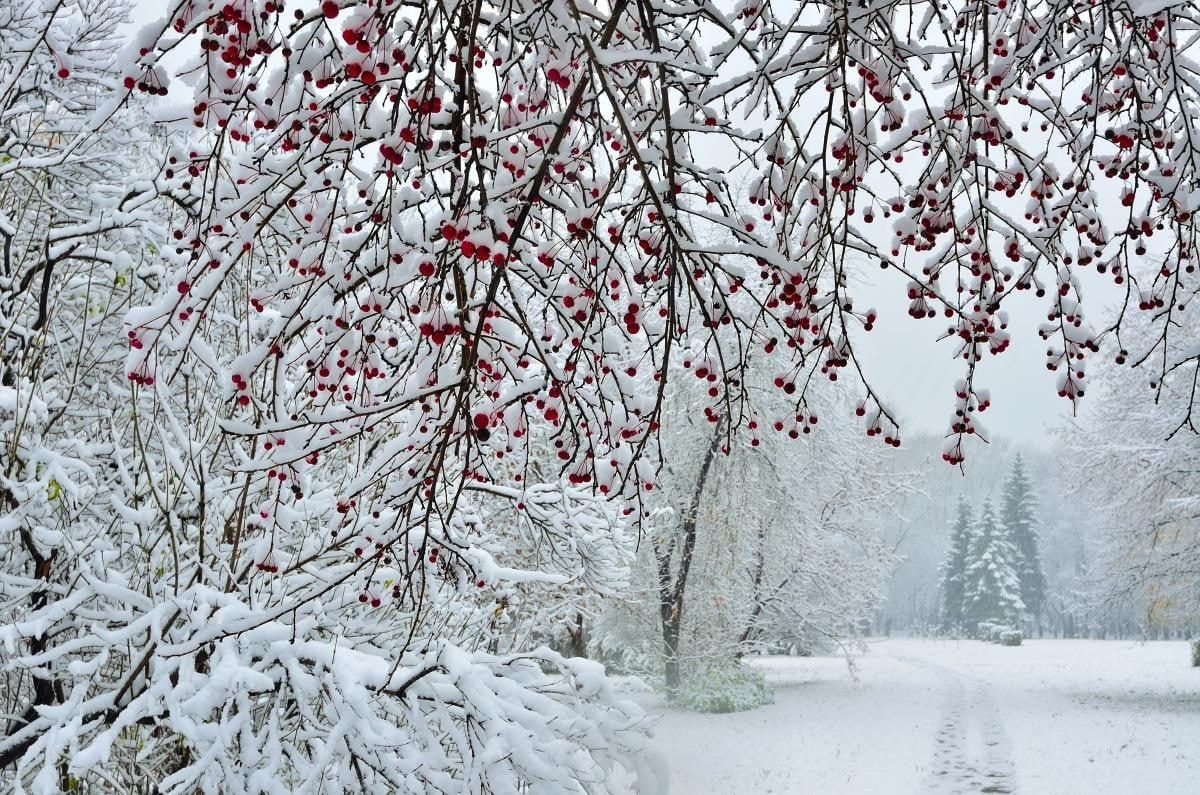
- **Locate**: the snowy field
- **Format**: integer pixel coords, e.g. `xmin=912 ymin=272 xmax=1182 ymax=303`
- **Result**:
xmin=650 ymin=639 xmax=1200 ymax=794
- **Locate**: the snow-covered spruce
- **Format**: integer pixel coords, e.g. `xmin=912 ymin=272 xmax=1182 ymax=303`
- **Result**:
xmin=963 ymin=500 xmax=1026 ymax=634
xmin=937 ymin=458 xmax=1048 ymax=637
xmin=999 ymin=456 xmax=1048 ymax=633
xmin=936 ymin=496 xmax=976 ymax=636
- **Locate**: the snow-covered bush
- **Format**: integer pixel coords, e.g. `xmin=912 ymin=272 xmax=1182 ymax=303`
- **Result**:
xmin=1191 ymin=639 xmax=1200 ymax=668
xmin=675 ymin=660 xmax=774 ymax=714
xmin=999 ymin=630 xmax=1024 ymax=647
xmin=975 ymin=624 xmax=1022 ymax=645
xmin=592 ymin=605 xmax=665 ymax=682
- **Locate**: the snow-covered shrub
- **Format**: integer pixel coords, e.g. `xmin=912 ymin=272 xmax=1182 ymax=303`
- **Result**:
xmin=976 ymin=623 xmax=1021 ymax=644
xmin=675 ymin=660 xmax=774 ymax=714
xmin=1191 ymin=639 xmax=1200 ymax=668
xmin=752 ymin=639 xmax=822 ymax=657
xmin=999 ymin=630 xmax=1024 ymax=646
xmin=591 ymin=602 xmax=666 ymax=687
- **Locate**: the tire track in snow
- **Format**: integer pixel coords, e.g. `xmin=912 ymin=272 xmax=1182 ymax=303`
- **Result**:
xmin=897 ymin=655 xmax=1016 ymax=794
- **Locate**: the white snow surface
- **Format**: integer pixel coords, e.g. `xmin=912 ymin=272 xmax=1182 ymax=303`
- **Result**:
xmin=648 ymin=638 xmax=1200 ymax=793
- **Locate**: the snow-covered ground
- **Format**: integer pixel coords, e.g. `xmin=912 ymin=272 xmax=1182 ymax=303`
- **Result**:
xmin=650 ymin=638 xmax=1200 ymax=794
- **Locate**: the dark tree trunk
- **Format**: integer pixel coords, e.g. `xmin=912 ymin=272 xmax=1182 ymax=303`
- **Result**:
xmin=566 ymin=612 xmax=588 ymax=658
xmin=656 ymin=418 xmax=725 ymax=697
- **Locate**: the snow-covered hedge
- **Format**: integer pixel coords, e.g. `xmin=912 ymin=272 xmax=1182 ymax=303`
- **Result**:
xmin=675 ymin=661 xmax=774 ymax=714
xmin=1191 ymin=639 xmax=1200 ymax=668
xmin=977 ymin=623 xmax=1023 ymax=645
xmin=977 ymin=622 xmax=1003 ymax=641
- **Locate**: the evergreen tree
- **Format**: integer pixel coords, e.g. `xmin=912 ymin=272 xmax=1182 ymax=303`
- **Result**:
xmin=1000 ymin=455 xmax=1048 ymax=628
xmin=937 ymin=497 xmax=975 ymax=635
xmin=963 ymin=499 xmax=1025 ymax=633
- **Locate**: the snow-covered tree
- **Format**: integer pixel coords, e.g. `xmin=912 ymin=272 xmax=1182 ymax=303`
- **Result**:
xmin=597 ymin=376 xmax=897 ymax=697
xmin=8 ymin=0 xmax=1200 ymax=787
xmin=120 ymin=0 xmax=1200 ymax=482
xmin=937 ymin=496 xmax=975 ymax=635
xmin=0 ymin=0 xmax=168 ymax=784
xmin=873 ymin=438 xmax=1091 ymax=637
xmin=999 ymin=455 xmax=1048 ymax=630
xmin=2 ymin=3 xmax=661 ymax=792
xmin=1058 ymin=311 xmax=1200 ymax=632
xmin=964 ymin=499 xmax=1025 ymax=633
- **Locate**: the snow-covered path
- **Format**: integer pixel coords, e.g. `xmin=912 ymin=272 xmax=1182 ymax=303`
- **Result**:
xmin=900 ymin=654 xmax=1014 ymax=793
xmin=650 ymin=639 xmax=1200 ymax=794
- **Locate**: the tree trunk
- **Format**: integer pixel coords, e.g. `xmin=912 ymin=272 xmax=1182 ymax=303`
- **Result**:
xmin=662 ymin=620 xmax=682 ymax=694
xmin=736 ymin=523 xmax=769 ymax=652
xmin=566 ymin=612 xmax=588 ymax=658
xmin=656 ymin=418 xmax=726 ymax=697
